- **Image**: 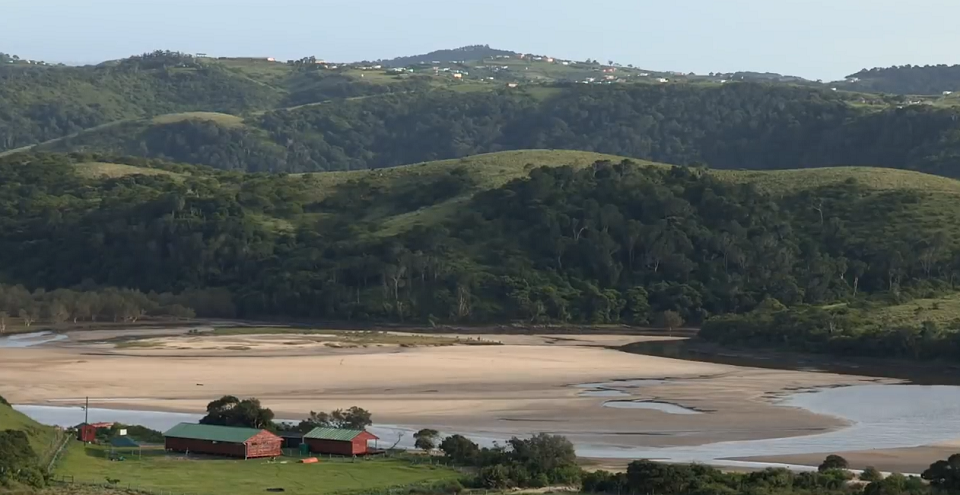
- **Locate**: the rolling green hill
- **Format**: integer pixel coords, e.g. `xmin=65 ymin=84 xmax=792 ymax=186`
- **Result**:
xmin=59 ymin=149 xmax=960 ymax=243
xmin=2 ymin=151 xmax=960 ymax=332
xmin=0 ymin=399 xmax=62 ymax=467
xmin=379 ymin=44 xmax=518 ymax=67
xmin=0 ymin=50 xmax=448 ymax=154
xmin=24 ymin=83 xmax=960 ymax=178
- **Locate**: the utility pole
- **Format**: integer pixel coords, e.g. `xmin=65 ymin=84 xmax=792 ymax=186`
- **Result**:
xmin=83 ymin=396 xmax=89 ymax=425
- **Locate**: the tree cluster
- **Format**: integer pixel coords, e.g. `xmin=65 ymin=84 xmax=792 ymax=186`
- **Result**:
xmin=289 ymin=407 xmax=373 ymax=432
xmin=0 ymin=284 xmax=200 ymax=332
xmin=199 ymin=396 xmax=374 ymax=433
xmin=700 ymin=302 xmax=960 ymax=360
xmin=380 ymin=45 xmax=516 ymax=68
xmin=846 ymin=64 xmax=960 ymax=94
xmin=439 ymin=434 xmax=580 ymax=489
xmin=199 ymin=396 xmax=275 ymax=430
xmin=583 ymin=459 xmax=896 ymax=495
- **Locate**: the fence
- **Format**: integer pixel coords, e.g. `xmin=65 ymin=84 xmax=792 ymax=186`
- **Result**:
xmin=44 ymin=429 xmax=71 ymax=473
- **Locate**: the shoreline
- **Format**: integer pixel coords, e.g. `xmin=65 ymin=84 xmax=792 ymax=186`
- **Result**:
xmin=3 ymin=326 xmax=957 ymax=473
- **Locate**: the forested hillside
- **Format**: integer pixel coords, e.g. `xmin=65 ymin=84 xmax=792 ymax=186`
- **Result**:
xmin=4 ymin=152 xmax=960 ymax=336
xmin=0 ymin=50 xmax=430 ymax=153
xmin=40 ymin=84 xmax=960 ymax=177
xmin=0 ymin=51 xmax=281 ymax=152
xmin=844 ymin=64 xmax=960 ymax=95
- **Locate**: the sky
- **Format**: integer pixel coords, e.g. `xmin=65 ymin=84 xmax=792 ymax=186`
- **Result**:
xmin=2 ymin=0 xmax=959 ymax=81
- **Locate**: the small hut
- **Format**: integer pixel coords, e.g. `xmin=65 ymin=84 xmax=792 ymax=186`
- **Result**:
xmin=77 ymin=422 xmax=114 ymax=443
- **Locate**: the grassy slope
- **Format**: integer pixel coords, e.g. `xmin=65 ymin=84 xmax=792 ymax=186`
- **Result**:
xmin=0 ymin=401 xmax=62 ymax=463
xmin=74 ymin=162 xmax=183 ymax=180
xmin=57 ymin=443 xmax=458 ymax=495
xmin=294 ymin=150 xmax=960 ymax=237
xmin=868 ymin=293 xmax=960 ymax=327
xmin=300 ymin=150 xmax=637 ymax=235
xmin=74 ymin=149 xmax=960 ymax=242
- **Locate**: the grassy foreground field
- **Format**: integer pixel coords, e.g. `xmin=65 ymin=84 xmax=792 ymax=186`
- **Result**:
xmin=56 ymin=443 xmax=459 ymax=495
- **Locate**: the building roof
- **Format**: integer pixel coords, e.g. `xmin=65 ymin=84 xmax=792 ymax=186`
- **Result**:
xmin=163 ymin=423 xmax=267 ymax=443
xmin=303 ymin=427 xmax=378 ymax=441
xmin=110 ymin=436 xmax=142 ymax=448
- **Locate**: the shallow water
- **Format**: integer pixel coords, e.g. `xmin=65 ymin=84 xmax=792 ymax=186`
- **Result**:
xmin=578 ymin=390 xmax=631 ymax=398
xmin=576 ymin=379 xmax=667 ymax=389
xmin=602 ymin=400 xmax=702 ymax=415
xmin=16 ymin=384 xmax=960 ymax=468
xmin=578 ymin=384 xmax=960 ymax=461
xmin=0 ymin=331 xmax=68 ymax=348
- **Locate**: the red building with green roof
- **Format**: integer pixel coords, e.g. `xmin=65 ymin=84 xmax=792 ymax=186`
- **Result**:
xmin=303 ymin=427 xmax=379 ymax=456
xmin=163 ymin=423 xmax=282 ymax=459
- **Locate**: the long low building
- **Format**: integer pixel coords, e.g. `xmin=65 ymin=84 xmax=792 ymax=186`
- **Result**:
xmin=164 ymin=423 xmax=282 ymax=459
xmin=304 ymin=427 xmax=379 ymax=456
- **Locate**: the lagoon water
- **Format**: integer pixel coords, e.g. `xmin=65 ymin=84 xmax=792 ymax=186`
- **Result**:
xmin=0 ymin=331 xmax=68 ymax=348
xmin=601 ymin=400 xmax=702 ymax=414
xmin=17 ymin=384 xmax=960 ymax=467
xmin=578 ymin=384 xmax=960 ymax=463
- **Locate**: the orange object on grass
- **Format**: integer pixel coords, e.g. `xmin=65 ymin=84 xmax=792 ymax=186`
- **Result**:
xmin=299 ymin=457 xmax=319 ymax=464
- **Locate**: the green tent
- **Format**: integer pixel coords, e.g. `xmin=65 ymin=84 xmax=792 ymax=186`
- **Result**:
xmin=109 ymin=436 xmax=142 ymax=460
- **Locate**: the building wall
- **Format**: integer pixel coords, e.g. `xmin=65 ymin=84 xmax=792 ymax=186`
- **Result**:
xmin=77 ymin=426 xmax=97 ymax=443
xmin=165 ymin=437 xmax=246 ymax=458
xmin=305 ymin=438 xmax=354 ymax=456
xmin=353 ymin=432 xmax=377 ymax=454
xmin=245 ymin=431 xmax=282 ymax=458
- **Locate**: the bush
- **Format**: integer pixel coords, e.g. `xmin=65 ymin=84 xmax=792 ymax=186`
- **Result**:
xmin=860 ymin=466 xmax=884 ymax=482
xmin=440 ymin=435 xmax=481 ymax=465
xmin=407 ymin=479 xmax=464 ymax=495
xmin=0 ymin=395 xmax=10 ymax=406
xmin=479 ymin=464 xmax=512 ymax=490
xmin=819 ymin=454 xmax=850 ymax=472
xmin=0 ymin=430 xmax=37 ymax=473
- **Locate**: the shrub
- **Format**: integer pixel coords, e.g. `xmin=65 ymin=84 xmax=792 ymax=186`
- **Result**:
xmin=819 ymin=454 xmax=850 ymax=472
xmin=860 ymin=466 xmax=884 ymax=482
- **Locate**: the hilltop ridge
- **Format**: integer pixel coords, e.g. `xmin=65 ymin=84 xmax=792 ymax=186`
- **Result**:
xmin=378 ymin=44 xmax=518 ymax=67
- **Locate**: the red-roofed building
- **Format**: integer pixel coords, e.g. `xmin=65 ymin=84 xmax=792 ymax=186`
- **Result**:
xmin=77 ymin=422 xmax=114 ymax=443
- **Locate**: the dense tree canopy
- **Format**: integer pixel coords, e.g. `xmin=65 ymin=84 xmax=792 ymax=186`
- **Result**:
xmin=43 ymin=84 xmax=960 ymax=177
xmin=0 ymin=51 xmax=282 ymax=151
xmin=3 ymin=152 xmax=960 ymax=361
xmin=0 ymin=50 xmax=424 ymax=154
xmin=199 ymin=396 xmax=275 ymax=430
xmin=845 ymin=64 xmax=960 ymax=94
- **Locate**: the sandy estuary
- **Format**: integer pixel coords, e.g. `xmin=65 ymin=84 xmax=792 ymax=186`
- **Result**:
xmin=2 ymin=327 xmax=959 ymax=472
